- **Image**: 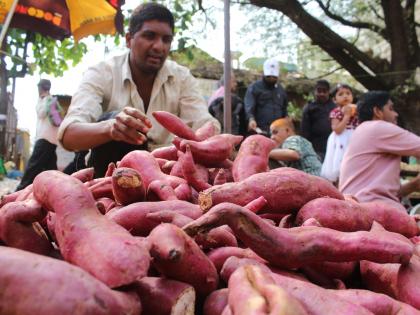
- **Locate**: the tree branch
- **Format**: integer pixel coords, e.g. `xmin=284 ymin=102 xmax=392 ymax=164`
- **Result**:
xmin=314 ymin=0 xmax=387 ymax=40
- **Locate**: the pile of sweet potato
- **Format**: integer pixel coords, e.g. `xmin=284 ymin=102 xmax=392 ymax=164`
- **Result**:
xmin=0 ymin=110 xmax=419 ymax=315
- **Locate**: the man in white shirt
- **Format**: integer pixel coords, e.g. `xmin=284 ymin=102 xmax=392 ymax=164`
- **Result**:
xmin=58 ymin=3 xmax=219 ymax=176
xmin=16 ymin=79 xmax=58 ymax=190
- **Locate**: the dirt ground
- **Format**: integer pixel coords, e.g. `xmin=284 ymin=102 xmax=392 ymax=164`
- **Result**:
xmin=0 ymin=178 xmax=19 ymax=197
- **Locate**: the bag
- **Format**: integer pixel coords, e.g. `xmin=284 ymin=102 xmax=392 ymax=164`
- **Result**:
xmin=321 ymin=129 xmax=354 ymax=182
xmin=46 ymin=96 xmax=65 ymax=127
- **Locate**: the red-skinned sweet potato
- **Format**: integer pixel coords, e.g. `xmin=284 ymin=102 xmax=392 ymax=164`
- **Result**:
xmin=135 ymin=277 xmax=195 ymax=315
xmin=33 ymin=170 xmax=151 ymax=288
xmin=152 ymin=111 xmax=199 ymax=141
xmin=146 ymin=210 xmax=193 ymax=228
xmin=176 ymin=134 xmax=242 ymax=167
xmin=179 ymin=146 xmax=211 ymax=192
xmin=148 ymin=223 xmax=219 ymax=297
xmin=195 ymin=121 xmax=218 ymax=141
xmin=70 ymin=167 xmax=95 ymax=182
xmin=112 ymin=167 xmax=145 ymax=205
xmin=194 ymin=225 xmax=238 ymax=250
xmin=199 ymin=168 xmax=343 ymax=213
xmin=119 ymin=150 xmax=190 ymax=200
xmin=147 ymin=179 xmax=178 ymax=201
xmin=331 ymin=289 xmax=420 ymax=315
xmin=227 ymin=264 xmax=308 ymax=315
xmin=151 ymin=145 xmax=179 ymax=161
xmin=106 ymin=200 xmax=202 ymax=236
xmin=183 ymin=203 xmax=413 ymax=269
xmin=296 ymin=198 xmax=418 ymax=237
xmin=206 ymin=246 xmax=266 ymax=272
xmin=0 ymin=198 xmax=53 ymax=255
xmin=232 ymin=135 xmax=276 ymax=182
xmin=203 ymin=289 xmax=228 ymax=315
xmin=0 ymin=246 xmax=141 ymax=315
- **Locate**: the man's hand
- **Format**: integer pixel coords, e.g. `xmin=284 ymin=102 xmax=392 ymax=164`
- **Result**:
xmin=109 ymin=107 xmax=153 ymax=145
xmin=248 ymin=119 xmax=257 ymax=132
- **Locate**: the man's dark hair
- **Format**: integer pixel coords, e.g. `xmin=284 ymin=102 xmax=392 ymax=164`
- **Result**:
xmin=357 ymin=90 xmax=391 ymax=123
xmin=129 ymin=3 xmax=175 ymax=35
xmin=315 ymin=79 xmax=330 ymax=90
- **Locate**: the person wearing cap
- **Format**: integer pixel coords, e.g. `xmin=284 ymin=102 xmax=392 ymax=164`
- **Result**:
xmin=244 ymin=58 xmax=288 ymax=135
xmin=58 ymin=3 xmax=219 ymax=177
xmin=300 ymin=79 xmax=336 ymax=161
xmin=16 ymin=79 xmax=59 ymax=190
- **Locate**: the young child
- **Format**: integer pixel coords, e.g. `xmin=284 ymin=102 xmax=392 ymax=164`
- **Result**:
xmin=269 ymin=118 xmax=322 ymax=176
xmin=321 ymin=83 xmax=359 ymax=182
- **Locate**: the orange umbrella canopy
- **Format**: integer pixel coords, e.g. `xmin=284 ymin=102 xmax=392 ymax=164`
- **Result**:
xmin=0 ymin=0 xmax=124 ymax=41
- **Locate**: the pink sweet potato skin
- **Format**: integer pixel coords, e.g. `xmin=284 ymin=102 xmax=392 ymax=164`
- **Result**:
xmin=183 ymin=203 xmax=414 ymax=269
xmin=152 ymin=110 xmax=199 ymax=141
xmin=194 ymin=225 xmax=238 ymax=250
xmin=207 ymin=246 xmax=266 ymax=272
xmin=148 ymin=223 xmax=219 ymax=297
xmin=332 ymin=289 xmax=420 ymax=315
xmin=232 ymin=135 xmax=276 ymax=182
xmin=0 ymin=246 xmax=141 ymax=315
xmin=106 ymin=200 xmax=202 ymax=236
xmin=70 ymin=167 xmax=95 ymax=183
xmin=195 ymin=121 xmax=217 ymax=141
xmin=199 ymin=168 xmax=343 ymax=213
xmin=135 ymin=277 xmax=195 ymax=315
xmin=297 ymin=198 xmax=419 ymax=237
xmin=112 ymin=167 xmax=145 ymax=205
xmin=33 ymin=170 xmax=151 ymax=288
xmin=151 ymin=145 xmax=179 ymax=161
xmin=203 ymin=289 xmax=228 ymax=315
xmin=0 ymin=198 xmax=53 ymax=255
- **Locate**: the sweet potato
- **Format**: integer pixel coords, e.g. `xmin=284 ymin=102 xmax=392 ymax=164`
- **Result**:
xmin=147 ymin=179 xmax=178 ymax=201
xmin=177 ymin=134 xmax=243 ymax=167
xmin=0 ymin=246 xmax=141 ymax=315
xmin=87 ymin=176 xmax=114 ymax=200
xmin=183 ymin=203 xmax=413 ymax=269
xmin=111 ymin=167 xmax=145 ymax=205
xmin=105 ymin=162 xmax=116 ymax=177
xmin=106 ymin=200 xmax=202 ymax=236
xmin=152 ymin=110 xmax=199 ymax=141
xmin=148 ymin=223 xmax=219 ymax=297
xmin=296 ymin=198 xmax=419 ymax=237
xmin=135 ymin=277 xmax=195 ymax=315
xmin=162 ymin=160 xmax=177 ymax=174
xmin=227 ymin=264 xmax=308 ymax=315
xmin=271 ymin=272 xmax=374 ymax=315
xmin=332 ymin=289 xmax=420 ymax=315
xmin=232 ymin=135 xmax=276 ymax=182
xmin=151 ymin=145 xmax=179 ymax=161
xmin=206 ymin=246 xmax=266 ymax=272
xmin=213 ymin=168 xmax=228 ymax=185
xmin=33 ymin=170 xmax=150 ymax=288
xmin=220 ymin=256 xmax=268 ymax=283
xmin=243 ymin=196 xmax=268 ymax=214
xmin=194 ymin=225 xmax=238 ymax=250
xmin=0 ymin=198 xmax=53 ymax=255
xmin=119 ymin=150 xmax=190 ymax=200
xmin=146 ymin=210 xmax=193 ymax=228
xmin=203 ymin=289 xmax=228 ymax=315
xmin=199 ymin=168 xmax=343 ymax=213
xmin=179 ymin=146 xmax=211 ymax=192
xmin=195 ymin=121 xmax=217 ymax=141
xmin=95 ymin=197 xmax=116 ymax=214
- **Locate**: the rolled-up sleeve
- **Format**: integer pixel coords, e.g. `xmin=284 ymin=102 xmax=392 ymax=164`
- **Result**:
xmin=178 ymin=71 xmax=220 ymax=133
xmin=57 ymin=66 xmax=109 ymax=144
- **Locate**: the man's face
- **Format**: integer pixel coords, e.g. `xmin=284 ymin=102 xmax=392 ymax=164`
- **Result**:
xmin=314 ymin=86 xmax=329 ymax=104
xmin=270 ymin=126 xmax=289 ymax=145
xmin=126 ymin=20 xmax=173 ymax=74
xmin=376 ymin=100 xmax=398 ymax=124
xmin=264 ymin=76 xmax=278 ymax=85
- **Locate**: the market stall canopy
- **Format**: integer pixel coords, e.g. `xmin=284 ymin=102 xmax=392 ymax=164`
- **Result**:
xmin=0 ymin=0 xmax=124 ymax=41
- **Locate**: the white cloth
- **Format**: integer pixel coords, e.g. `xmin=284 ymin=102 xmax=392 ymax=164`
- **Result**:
xmin=36 ymin=95 xmax=58 ymax=145
xmin=321 ymin=128 xmax=353 ymax=182
xmin=58 ymin=52 xmax=220 ymax=150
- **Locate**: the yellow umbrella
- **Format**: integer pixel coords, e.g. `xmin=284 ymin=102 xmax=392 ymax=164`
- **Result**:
xmin=0 ymin=0 xmax=124 ymax=43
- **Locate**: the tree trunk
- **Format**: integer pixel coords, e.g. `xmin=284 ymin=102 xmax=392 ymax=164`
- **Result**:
xmin=0 ymin=39 xmax=9 ymax=157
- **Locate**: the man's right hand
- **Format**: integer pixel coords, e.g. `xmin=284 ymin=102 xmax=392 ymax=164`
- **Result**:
xmin=248 ymin=119 xmax=257 ymax=131
xmin=109 ymin=107 xmax=153 ymax=145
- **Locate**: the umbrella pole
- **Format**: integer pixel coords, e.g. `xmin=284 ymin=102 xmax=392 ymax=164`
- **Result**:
xmin=0 ymin=0 xmax=20 ymax=46
xmin=223 ymin=0 xmax=232 ymax=134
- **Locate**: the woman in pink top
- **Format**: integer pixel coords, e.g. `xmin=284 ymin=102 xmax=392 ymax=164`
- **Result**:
xmin=339 ymin=91 xmax=420 ymax=212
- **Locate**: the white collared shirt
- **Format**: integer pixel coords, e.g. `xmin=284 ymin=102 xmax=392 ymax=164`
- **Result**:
xmin=58 ymin=52 xmax=220 ymax=150
xmin=36 ymin=95 xmax=58 ymax=145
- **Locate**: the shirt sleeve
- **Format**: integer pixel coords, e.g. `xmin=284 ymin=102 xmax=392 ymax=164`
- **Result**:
xmin=178 ymin=70 xmax=221 ymax=133
xmin=244 ymin=84 xmax=256 ymax=121
xmin=282 ymin=136 xmax=303 ymax=156
xmin=375 ymin=122 xmax=420 ymax=158
xmin=57 ymin=65 xmax=109 ymax=143
xmin=329 ymin=107 xmax=342 ymax=120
